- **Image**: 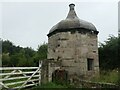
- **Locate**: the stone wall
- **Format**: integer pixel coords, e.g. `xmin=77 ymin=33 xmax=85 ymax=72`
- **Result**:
xmin=71 ymin=78 xmax=120 ymax=88
xmin=47 ymin=29 xmax=99 ymax=82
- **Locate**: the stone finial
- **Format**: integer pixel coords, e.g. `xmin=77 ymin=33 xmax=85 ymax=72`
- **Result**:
xmin=69 ymin=3 xmax=75 ymax=10
xmin=66 ymin=3 xmax=78 ymax=19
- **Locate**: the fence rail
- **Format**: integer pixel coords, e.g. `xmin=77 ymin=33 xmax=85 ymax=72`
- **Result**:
xmin=0 ymin=67 xmax=38 ymax=70
xmin=0 ymin=61 xmax=42 ymax=90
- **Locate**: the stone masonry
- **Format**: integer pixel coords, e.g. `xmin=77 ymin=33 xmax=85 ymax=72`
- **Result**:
xmin=46 ymin=3 xmax=99 ymax=83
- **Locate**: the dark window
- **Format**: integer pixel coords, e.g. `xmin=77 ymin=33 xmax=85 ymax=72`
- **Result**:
xmin=87 ymin=58 xmax=94 ymax=71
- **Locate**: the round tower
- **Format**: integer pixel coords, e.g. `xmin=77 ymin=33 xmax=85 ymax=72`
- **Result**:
xmin=47 ymin=4 xmax=99 ymax=82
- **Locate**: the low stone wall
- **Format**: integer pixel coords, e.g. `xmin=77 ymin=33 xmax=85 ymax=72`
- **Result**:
xmin=72 ymin=78 xmax=120 ymax=88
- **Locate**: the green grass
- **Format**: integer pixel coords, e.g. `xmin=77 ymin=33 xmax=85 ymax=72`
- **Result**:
xmin=25 ymin=82 xmax=67 ymax=89
xmin=25 ymin=82 xmax=102 ymax=90
xmin=90 ymin=70 xmax=120 ymax=84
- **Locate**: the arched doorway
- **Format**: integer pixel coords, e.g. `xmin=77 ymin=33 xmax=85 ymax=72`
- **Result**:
xmin=52 ymin=69 xmax=68 ymax=84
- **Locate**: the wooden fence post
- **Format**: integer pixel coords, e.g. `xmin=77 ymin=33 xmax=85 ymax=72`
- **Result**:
xmin=39 ymin=60 xmax=42 ymax=85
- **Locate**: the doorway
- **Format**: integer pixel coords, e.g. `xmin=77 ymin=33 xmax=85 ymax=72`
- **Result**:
xmin=52 ymin=69 xmax=68 ymax=84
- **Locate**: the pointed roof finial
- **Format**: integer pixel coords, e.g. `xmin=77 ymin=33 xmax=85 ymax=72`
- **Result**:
xmin=69 ymin=3 xmax=75 ymax=10
xmin=66 ymin=3 xmax=78 ymax=19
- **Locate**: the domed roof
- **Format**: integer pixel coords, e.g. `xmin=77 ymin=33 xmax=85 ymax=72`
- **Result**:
xmin=48 ymin=4 xmax=98 ymax=37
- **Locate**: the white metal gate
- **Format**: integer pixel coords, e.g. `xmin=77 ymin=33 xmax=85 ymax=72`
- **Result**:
xmin=0 ymin=61 xmax=42 ymax=90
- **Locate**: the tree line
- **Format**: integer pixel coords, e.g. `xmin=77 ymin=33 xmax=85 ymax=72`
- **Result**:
xmin=2 ymin=35 xmax=120 ymax=70
xmin=2 ymin=40 xmax=47 ymax=67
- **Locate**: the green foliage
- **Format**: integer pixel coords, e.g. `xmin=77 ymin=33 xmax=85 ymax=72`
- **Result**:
xmin=33 ymin=43 xmax=47 ymax=66
xmin=2 ymin=53 xmax=10 ymax=66
xmin=2 ymin=40 xmax=23 ymax=55
xmin=117 ymin=69 xmax=120 ymax=85
xmin=99 ymin=35 xmax=120 ymax=70
xmin=2 ymin=40 xmax=47 ymax=67
xmin=37 ymin=43 xmax=47 ymax=59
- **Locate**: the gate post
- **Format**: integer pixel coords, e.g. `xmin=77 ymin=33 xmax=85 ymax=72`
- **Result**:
xmin=39 ymin=60 xmax=42 ymax=85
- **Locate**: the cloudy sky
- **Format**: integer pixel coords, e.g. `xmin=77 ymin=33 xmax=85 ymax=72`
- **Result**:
xmin=118 ymin=1 xmax=120 ymax=31
xmin=0 ymin=0 xmax=119 ymax=50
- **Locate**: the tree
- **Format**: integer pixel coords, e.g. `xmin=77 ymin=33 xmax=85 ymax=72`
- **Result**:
xmin=37 ymin=43 xmax=47 ymax=60
xmin=99 ymin=35 xmax=120 ymax=70
xmin=2 ymin=40 xmax=48 ymax=67
xmin=2 ymin=53 xmax=10 ymax=66
xmin=2 ymin=40 xmax=13 ymax=54
xmin=33 ymin=43 xmax=48 ymax=66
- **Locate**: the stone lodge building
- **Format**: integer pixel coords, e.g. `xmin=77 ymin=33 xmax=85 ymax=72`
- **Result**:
xmin=42 ymin=3 xmax=99 ymax=84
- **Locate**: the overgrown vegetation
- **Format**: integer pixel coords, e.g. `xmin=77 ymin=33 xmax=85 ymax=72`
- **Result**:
xmin=99 ymin=35 xmax=120 ymax=70
xmin=91 ymin=70 xmax=119 ymax=85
